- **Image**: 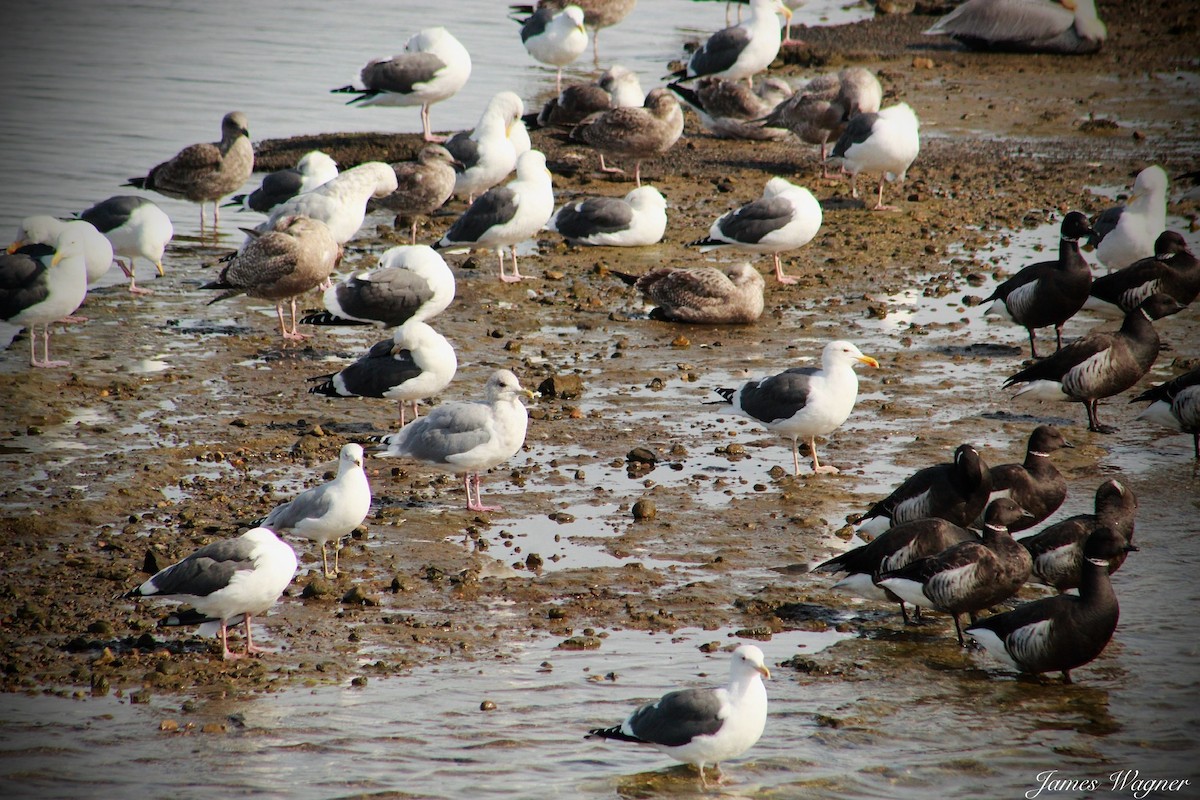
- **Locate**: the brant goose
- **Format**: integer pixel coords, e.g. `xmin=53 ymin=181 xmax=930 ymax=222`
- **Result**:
xmin=923 ymin=0 xmax=1106 ymax=54
xmin=856 ymin=443 xmax=992 ymax=536
xmin=982 ymin=211 xmax=1096 ymax=358
xmin=308 ymin=320 xmax=457 ymax=427
xmin=1021 ymin=478 xmax=1137 ymax=592
xmin=586 ymin=644 xmax=769 ymax=788
xmin=1133 ymin=365 xmax=1200 ymax=459
xmin=984 ymin=425 xmax=1072 ymax=532
xmin=967 ymin=527 xmax=1135 ymax=683
xmin=613 ymin=261 xmax=765 ymax=324
xmin=816 ymin=516 xmax=978 ymax=623
xmin=878 ymin=499 xmax=1032 ymax=645
xmin=1003 ymin=293 xmax=1184 ymax=433
xmin=125 ymin=111 xmax=253 ymax=231
xmin=689 ymin=176 xmax=823 ymax=284
xmin=713 ymin=341 xmax=879 ymax=475
xmin=828 ymin=102 xmax=921 ymax=212
xmin=123 ymin=527 xmax=297 ymax=660
xmin=1089 ymin=165 xmax=1169 ymax=271
xmin=1088 ymin=231 xmax=1200 ymax=316
xmin=301 ymin=245 xmax=455 ymax=329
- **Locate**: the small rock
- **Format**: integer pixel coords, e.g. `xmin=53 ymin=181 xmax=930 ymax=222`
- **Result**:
xmin=480 ymin=700 xmax=498 ymax=711
xmin=632 ymin=499 xmax=656 ymax=520
xmin=912 ymin=56 xmax=934 ymax=69
xmin=538 ymin=373 xmax=584 ymax=399
xmin=627 ymin=447 xmax=657 ymax=464
xmin=159 ymin=719 xmax=179 ymax=732
xmin=557 ymin=635 xmax=603 ymax=650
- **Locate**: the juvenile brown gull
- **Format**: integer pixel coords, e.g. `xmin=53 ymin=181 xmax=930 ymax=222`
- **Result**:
xmin=757 ymin=68 xmax=882 ymax=171
xmin=668 ymin=76 xmax=793 ymax=141
xmin=203 ymin=216 xmax=340 ymax=341
xmin=533 ymin=65 xmax=644 ymax=128
xmin=125 ymin=111 xmax=253 ymax=231
xmin=78 ymin=195 xmax=173 ymax=294
xmin=375 ymin=369 xmax=534 ymax=512
xmin=614 ymin=261 xmax=764 ymax=324
xmin=374 ymin=144 xmax=459 ymax=244
xmin=123 ymin=527 xmax=297 ymax=660
xmin=713 ymin=340 xmax=878 ymax=474
xmin=572 ymin=88 xmax=684 ymax=186
xmin=301 ymin=245 xmax=455 ymax=328
xmin=333 ymin=27 xmax=472 ymax=143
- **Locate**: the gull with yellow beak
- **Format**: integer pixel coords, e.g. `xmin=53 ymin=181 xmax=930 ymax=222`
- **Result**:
xmin=77 ymin=195 xmax=173 ymax=294
xmin=713 ymin=340 xmax=880 ymax=475
xmin=446 ymin=92 xmax=527 ymax=202
xmin=586 ymin=645 xmax=771 ymax=789
xmin=667 ymin=0 xmax=792 ymax=87
xmin=1 ymin=229 xmax=89 ymax=367
xmin=514 ymin=4 xmax=589 ymax=92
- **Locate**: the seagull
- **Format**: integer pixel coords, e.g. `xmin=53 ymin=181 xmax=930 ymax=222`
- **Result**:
xmin=983 ymin=425 xmax=1072 ymax=533
xmin=374 ymin=369 xmax=534 ymax=512
xmin=300 ymin=245 xmax=455 ymax=328
xmin=125 ymin=111 xmax=253 ymax=232
xmin=1020 ymin=478 xmax=1137 ymax=593
xmin=982 ymin=211 xmax=1096 ymax=358
xmin=261 ymin=444 xmax=372 ymax=578
xmin=9 ymin=216 xmax=114 ymax=290
xmin=1003 ymin=293 xmax=1183 ymax=433
xmin=668 ymin=76 xmax=793 ymax=141
xmin=514 ymin=4 xmax=589 ymax=92
xmin=667 ymin=0 xmax=793 ymax=87
xmin=571 ymin=88 xmax=684 ymax=186
xmin=224 ymin=151 xmax=339 ymax=214
xmin=375 ymin=145 xmax=459 ymax=244
xmin=1 ymin=230 xmax=89 ymax=368
xmin=548 ymin=185 xmax=667 ymax=246
xmin=332 ymin=27 xmax=472 ymax=143
xmin=1087 ymin=231 xmax=1199 ymax=316
xmin=815 ymin=516 xmax=978 ymax=624
xmin=434 ymin=149 xmax=555 ymax=283
xmin=202 ymin=216 xmax=340 ymax=341
xmin=757 ymin=68 xmax=882 ymax=171
xmin=1132 ymin=366 xmax=1200 ymax=459
xmin=855 ymin=443 xmax=993 ymax=537
xmin=533 ymin=65 xmax=645 ymax=128
xmin=123 ymin=527 xmax=298 ymax=660
xmin=877 ymin=499 xmax=1032 ymax=646
xmin=924 ymin=0 xmax=1107 ymax=55
xmin=512 ymin=0 xmax=637 ymax=63
xmin=967 ymin=527 xmax=1134 ymax=684
xmin=1089 ymin=165 xmax=1169 ymax=271
xmin=585 ymin=644 xmax=770 ymax=788
xmin=689 ymin=176 xmax=822 ymax=284
xmin=713 ymin=340 xmax=878 ymax=474
xmin=253 ymin=162 xmax=399 ymax=247
xmin=613 ymin=261 xmax=765 ymax=324
xmin=445 ymin=92 xmax=526 ymax=201
xmin=78 ymin=195 xmax=173 ymax=294
xmin=308 ymin=319 xmax=458 ymax=426
xmin=828 ymin=101 xmax=921 ymax=211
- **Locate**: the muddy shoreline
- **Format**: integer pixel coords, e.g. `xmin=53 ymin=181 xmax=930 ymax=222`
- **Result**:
xmin=1 ymin=1 xmax=1197 ymax=703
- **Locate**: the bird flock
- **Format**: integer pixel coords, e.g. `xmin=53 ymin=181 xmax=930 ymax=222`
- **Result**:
xmin=3 ymin=0 xmax=1198 ymax=789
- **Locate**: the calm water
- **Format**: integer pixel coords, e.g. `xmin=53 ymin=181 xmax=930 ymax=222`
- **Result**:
xmin=3 ymin=2 xmax=1200 ymax=798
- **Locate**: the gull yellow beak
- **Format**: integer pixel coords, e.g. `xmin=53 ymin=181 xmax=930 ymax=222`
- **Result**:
xmin=523 ymin=389 xmax=537 ymax=399
xmin=7 ymin=240 xmax=25 ymax=254
xmin=757 ymin=664 xmax=771 ymax=679
xmin=1061 ymin=0 xmax=1077 ymax=9
xmin=858 ymin=355 xmax=880 ymax=369
xmin=51 ymin=250 xmax=64 ymax=266
xmin=154 ymin=260 xmax=165 ymax=277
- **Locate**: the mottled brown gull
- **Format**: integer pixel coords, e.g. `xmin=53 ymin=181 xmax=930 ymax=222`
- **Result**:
xmin=613 ymin=261 xmax=764 ymax=324
xmin=668 ymin=76 xmax=793 ymax=141
xmin=572 ymin=88 xmax=684 ymax=186
xmin=375 ymin=145 xmax=459 ymax=244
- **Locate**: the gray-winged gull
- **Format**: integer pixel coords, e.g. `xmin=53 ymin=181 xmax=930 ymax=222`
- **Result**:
xmin=226 ymin=151 xmax=339 ymax=214
xmin=261 ymin=443 xmax=372 ymax=577
xmin=254 ymin=162 xmax=399 ymax=247
xmin=376 ymin=145 xmax=459 ymax=244
xmin=123 ymin=527 xmax=298 ymax=660
xmin=434 ymin=149 xmax=555 ymax=283
xmin=515 ymin=4 xmax=589 ymax=92
xmin=125 ymin=111 xmax=253 ymax=231
xmin=828 ymin=101 xmax=920 ymax=212
xmin=333 ymin=27 xmax=472 ymax=143
xmin=668 ymin=0 xmax=791 ymax=85
xmin=713 ymin=340 xmax=878 ymax=474
xmin=614 ymin=261 xmax=764 ymax=324
xmin=1003 ymin=294 xmax=1183 ymax=433
xmin=1 ymin=232 xmax=89 ymax=367
xmin=446 ymin=92 xmax=525 ymax=201
xmin=668 ymin=76 xmax=793 ymax=141
xmin=375 ymin=369 xmax=534 ymax=512
xmin=10 ymin=216 xmax=113 ymax=289
xmin=548 ymin=185 xmax=667 ymax=246
xmin=586 ymin=644 xmax=770 ymax=788
xmin=572 ymin=88 xmax=684 ymax=186
xmin=1134 ymin=366 xmax=1200 ymax=459
xmin=1089 ymin=165 xmax=1169 ymax=271
xmin=924 ymin=0 xmax=1106 ymax=55
xmin=309 ymin=319 xmax=458 ymax=426
xmin=689 ymin=176 xmax=822 ymax=284
xmin=1088 ymin=231 xmax=1200 ymax=316
xmin=301 ymin=245 xmax=455 ymax=328
xmin=78 ymin=195 xmax=173 ymax=294
xmin=203 ymin=215 xmax=340 ymax=340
